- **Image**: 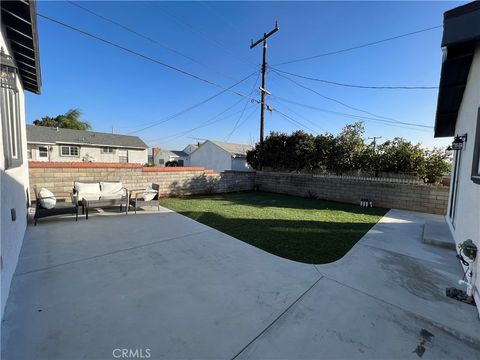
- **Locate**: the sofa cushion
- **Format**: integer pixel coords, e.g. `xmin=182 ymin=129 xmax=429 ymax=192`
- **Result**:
xmin=38 ymin=188 xmax=56 ymax=209
xmin=100 ymin=181 xmax=123 ymax=195
xmin=75 ymin=182 xmax=101 ymax=200
xmin=142 ymin=186 xmax=158 ymax=202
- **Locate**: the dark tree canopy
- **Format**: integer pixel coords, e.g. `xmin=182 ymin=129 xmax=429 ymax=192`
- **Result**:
xmin=246 ymin=121 xmax=451 ymax=184
xmin=33 ymin=109 xmax=91 ymax=130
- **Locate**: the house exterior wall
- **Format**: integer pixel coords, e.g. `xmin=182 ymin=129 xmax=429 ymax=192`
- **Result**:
xmin=446 ymin=44 xmax=480 ymax=312
xmin=0 ymin=29 xmax=30 ymax=318
xmin=189 ymin=141 xmax=232 ymax=172
xmin=231 ymin=158 xmax=252 ymax=172
xmin=27 ymin=143 xmax=147 ymax=164
xmin=153 ymin=150 xmax=187 ymax=166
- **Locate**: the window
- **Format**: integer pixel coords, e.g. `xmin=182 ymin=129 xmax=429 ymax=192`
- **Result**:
xmin=472 ymin=108 xmax=480 ymax=184
xmin=38 ymin=146 xmax=48 ymax=158
xmin=27 ymin=146 xmax=32 ymax=159
xmin=102 ymin=147 xmax=114 ymax=153
xmin=178 ymin=159 xmax=184 ymax=166
xmin=1 ymin=85 xmax=22 ymax=169
xmin=158 ymin=159 xmax=164 ymax=165
xmin=60 ymin=145 xmax=79 ymax=157
xmin=118 ymin=149 xmax=128 ymax=163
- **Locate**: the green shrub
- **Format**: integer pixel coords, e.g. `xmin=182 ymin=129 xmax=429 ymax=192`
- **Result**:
xmin=247 ymin=121 xmax=451 ymax=184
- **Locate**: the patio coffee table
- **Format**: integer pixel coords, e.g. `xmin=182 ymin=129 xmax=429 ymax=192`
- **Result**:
xmin=81 ymin=196 xmax=128 ymax=219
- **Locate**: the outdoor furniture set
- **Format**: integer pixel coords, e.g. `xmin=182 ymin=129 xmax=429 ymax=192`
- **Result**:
xmin=33 ymin=181 xmax=160 ymax=225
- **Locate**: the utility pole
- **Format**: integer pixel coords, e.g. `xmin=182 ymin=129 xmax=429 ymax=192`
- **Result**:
xmin=250 ymin=21 xmax=279 ymax=169
xmin=368 ymin=136 xmax=382 ymax=153
xmin=368 ymin=136 xmax=382 ymax=177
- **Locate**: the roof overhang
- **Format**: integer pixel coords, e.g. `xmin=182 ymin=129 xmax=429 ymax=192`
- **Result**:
xmin=1 ymin=0 xmax=41 ymax=94
xmin=55 ymin=141 xmax=148 ymax=150
xmin=27 ymin=140 xmax=147 ymax=150
xmin=434 ymin=1 xmax=480 ymax=138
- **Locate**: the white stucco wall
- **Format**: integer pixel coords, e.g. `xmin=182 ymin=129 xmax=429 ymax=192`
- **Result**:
xmin=27 ymin=143 xmax=147 ymax=164
xmin=231 ymin=158 xmax=252 ymax=172
xmin=0 ymin=29 xmax=30 ymax=319
xmin=446 ymin=44 xmax=480 ymax=314
xmin=188 ymin=141 xmax=232 ymax=172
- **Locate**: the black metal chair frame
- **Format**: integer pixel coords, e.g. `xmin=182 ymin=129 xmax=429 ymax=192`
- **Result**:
xmin=33 ymin=186 xmax=78 ymax=226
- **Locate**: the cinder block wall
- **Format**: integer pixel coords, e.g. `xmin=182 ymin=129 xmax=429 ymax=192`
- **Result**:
xmin=28 ymin=163 xmax=448 ymax=215
xmin=255 ymin=171 xmax=449 ymax=215
xmin=28 ymin=162 xmax=255 ymax=201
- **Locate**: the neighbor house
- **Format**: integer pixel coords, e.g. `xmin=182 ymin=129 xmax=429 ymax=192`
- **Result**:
xmin=188 ymin=140 xmax=253 ymax=172
xmin=151 ymin=147 xmax=188 ymax=166
xmin=27 ymin=125 xmax=148 ymax=164
xmin=434 ymin=1 xmax=480 ymax=313
xmin=150 ymin=144 xmax=198 ymax=166
xmin=1 ymin=0 xmax=41 ymax=317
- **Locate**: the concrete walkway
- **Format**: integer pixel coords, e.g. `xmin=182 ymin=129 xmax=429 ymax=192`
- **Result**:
xmin=2 ymin=208 xmax=480 ymax=359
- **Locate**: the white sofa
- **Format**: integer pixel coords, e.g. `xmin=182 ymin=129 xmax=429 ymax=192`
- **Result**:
xmin=71 ymin=181 xmax=128 ymax=205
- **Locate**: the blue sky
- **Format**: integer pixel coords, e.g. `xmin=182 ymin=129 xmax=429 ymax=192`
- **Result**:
xmin=27 ymin=1 xmax=464 ymax=150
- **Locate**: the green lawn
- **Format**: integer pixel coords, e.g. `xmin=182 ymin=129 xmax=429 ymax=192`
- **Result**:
xmin=160 ymin=191 xmax=387 ymax=264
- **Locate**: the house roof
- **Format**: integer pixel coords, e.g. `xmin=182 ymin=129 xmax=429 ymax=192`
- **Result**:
xmin=26 ymin=125 xmax=148 ymax=149
xmin=1 ymin=0 xmax=41 ymax=94
xmin=208 ymin=140 xmax=253 ymax=158
xmin=161 ymin=150 xmax=188 ymax=158
xmin=434 ymin=1 xmax=480 ymax=137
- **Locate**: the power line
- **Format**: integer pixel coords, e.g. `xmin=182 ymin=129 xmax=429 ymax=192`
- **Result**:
xmin=66 ymin=1 xmax=238 ymax=82
xmin=151 ymin=102 xmax=258 ymax=146
xmin=118 ymin=73 xmax=256 ymax=131
xmin=225 ymin=106 xmax=259 ymax=140
xmin=274 ymin=25 xmax=442 ymax=66
xmin=271 ymin=69 xmax=432 ymax=129
xmin=37 ymin=12 xmax=433 ymax=138
xmin=148 ymin=96 xmax=250 ymax=143
xmin=225 ymin=70 xmax=261 ymax=141
xmin=159 ymin=5 xmax=259 ymax=68
xmin=127 ymin=72 xmax=258 ymax=134
xmin=272 ymin=99 xmax=328 ymax=133
xmin=38 ymin=14 xmax=260 ymax=103
xmin=270 ymin=67 xmax=438 ymax=90
xmin=273 ymin=108 xmax=320 ymax=135
xmin=271 ymin=69 xmax=401 ymax=123
xmin=198 ymin=1 xmax=239 ymax=34
xmin=270 ymin=95 xmax=432 ymax=133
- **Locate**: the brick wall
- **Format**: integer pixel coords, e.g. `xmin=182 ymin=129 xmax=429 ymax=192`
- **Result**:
xmin=255 ymin=171 xmax=449 ymax=215
xmin=28 ymin=163 xmax=449 ymax=215
xmin=28 ymin=162 xmax=255 ymax=201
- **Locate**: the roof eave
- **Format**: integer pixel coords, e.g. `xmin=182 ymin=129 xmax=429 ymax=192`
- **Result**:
xmin=1 ymin=0 xmax=42 ymax=94
xmin=434 ymin=2 xmax=480 ymax=138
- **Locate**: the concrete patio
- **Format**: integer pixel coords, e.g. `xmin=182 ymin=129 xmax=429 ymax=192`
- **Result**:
xmin=2 ymin=207 xmax=480 ymax=359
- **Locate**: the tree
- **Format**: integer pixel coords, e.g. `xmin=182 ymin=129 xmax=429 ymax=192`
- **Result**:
xmin=33 ymin=109 xmax=91 ymax=130
xmin=312 ymin=133 xmax=336 ymax=171
xmin=330 ymin=121 xmax=366 ymax=173
xmin=423 ymin=148 xmax=451 ymax=184
xmin=286 ymin=130 xmax=315 ymax=171
xmin=246 ymin=122 xmax=451 ymax=184
xmin=377 ymin=138 xmax=425 ymax=174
